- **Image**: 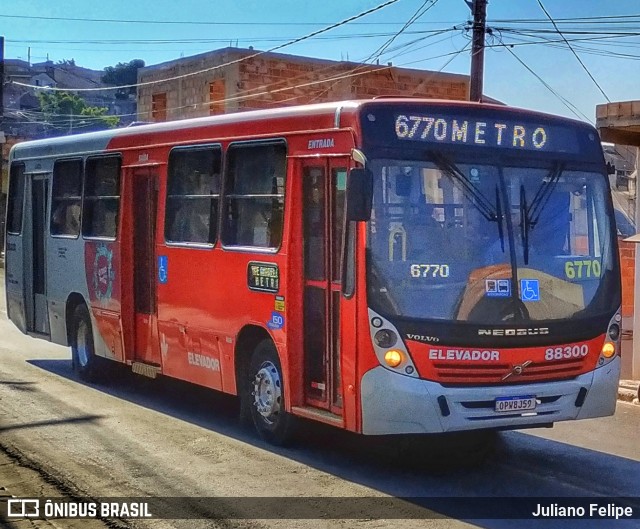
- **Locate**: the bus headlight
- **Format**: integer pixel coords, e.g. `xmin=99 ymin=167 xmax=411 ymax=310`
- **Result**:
xmin=374 ymin=329 xmax=397 ymax=348
xmin=597 ymin=310 xmax=621 ymax=368
xmin=608 ymin=324 xmax=621 ymax=341
xmin=368 ymin=309 xmax=419 ymax=378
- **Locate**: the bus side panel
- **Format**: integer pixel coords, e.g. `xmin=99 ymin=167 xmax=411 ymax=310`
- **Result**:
xmin=47 ymin=234 xmax=89 ymax=346
xmin=157 ymin=246 xmax=285 ymax=394
xmin=83 ymin=240 xmax=124 ymax=361
xmin=5 ymin=235 xmax=26 ymax=334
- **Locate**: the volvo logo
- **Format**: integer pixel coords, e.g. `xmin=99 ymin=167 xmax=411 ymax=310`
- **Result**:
xmin=502 ymin=360 xmax=533 ymax=381
xmin=406 ymin=334 xmax=440 ymax=343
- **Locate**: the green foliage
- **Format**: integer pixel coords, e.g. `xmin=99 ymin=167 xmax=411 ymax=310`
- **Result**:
xmin=102 ymin=59 xmax=145 ymax=99
xmin=38 ymin=91 xmax=119 ymax=132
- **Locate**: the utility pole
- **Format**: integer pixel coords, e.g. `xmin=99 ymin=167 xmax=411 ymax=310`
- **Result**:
xmin=1 ymin=36 xmax=5 ymax=122
xmin=468 ymin=0 xmax=487 ymax=102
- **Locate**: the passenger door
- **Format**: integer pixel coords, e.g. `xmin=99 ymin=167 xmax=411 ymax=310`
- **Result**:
xmin=131 ymin=168 xmax=161 ymax=366
xmin=5 ymin=163 xmax=27 ymax=333
xmin=25 ymin=173 xmax=50 ymax=335
xmin=301 ymin=158 xmax=351 ymax=414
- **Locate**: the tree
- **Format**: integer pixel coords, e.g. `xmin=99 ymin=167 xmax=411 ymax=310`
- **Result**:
xmin=38 ymin=91 xmax=119 ymax=134
xmin=102 ymin=59 xmax=145 ymax=99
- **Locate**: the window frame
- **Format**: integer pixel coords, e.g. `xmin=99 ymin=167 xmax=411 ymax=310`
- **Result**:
xmin=82 ymin=154 xmax=122 ymax=241
xmin=6 ymin=162 xmax=26 ymax=236
xmin=221 ymin=139 xmax=287 ymax=252
xmin=151 ymin=92 xmax=167 ymax=122
xmin=50 ymin=157 xmax=83 ymax=239
xmin=164 ymin=143 xmax=223 ymax=247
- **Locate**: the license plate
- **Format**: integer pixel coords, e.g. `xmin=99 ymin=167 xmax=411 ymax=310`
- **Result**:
xmin=495 ymin=395 xmax=537 ymax=413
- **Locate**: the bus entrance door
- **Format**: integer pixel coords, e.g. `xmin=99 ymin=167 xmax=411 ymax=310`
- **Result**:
xmin=25 ymin=173 xmax=50 ymax=336
xmin=301 ymin=159 xmax=351 ymax=416
xmin=130 ymin=168 xmax=161 ymax=371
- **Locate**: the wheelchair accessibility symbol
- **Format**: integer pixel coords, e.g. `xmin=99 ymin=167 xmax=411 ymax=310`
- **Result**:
xmin=158 ymin=255 xmax=168 ymax=284
xmin=520 ymin=279 xmax=540 ymax=302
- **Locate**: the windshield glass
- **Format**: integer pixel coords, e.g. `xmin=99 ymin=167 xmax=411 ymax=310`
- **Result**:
xmin=366 ymin=157 xmax=617 ymax=324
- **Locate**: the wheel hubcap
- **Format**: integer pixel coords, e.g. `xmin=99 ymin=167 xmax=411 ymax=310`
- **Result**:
xmin=252 ymin=361 xmax=282 ymax=424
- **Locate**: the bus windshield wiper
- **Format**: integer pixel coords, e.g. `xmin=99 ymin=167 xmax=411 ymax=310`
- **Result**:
xmin=431 ymin=152 xmax=498 ymax=222
xmin=520 ymin=185 xmax=530 ymax=264
xmin=526 ymin=162 xmax=565 ymax=228
xmin=496 ymin=185 xmax=505 ymax=253
xmin=520 ymin=162 xmax=564 ymax=264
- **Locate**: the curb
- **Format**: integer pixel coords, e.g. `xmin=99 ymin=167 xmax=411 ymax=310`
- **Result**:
xmin=618 ymin=381 xmax=640 ymax=404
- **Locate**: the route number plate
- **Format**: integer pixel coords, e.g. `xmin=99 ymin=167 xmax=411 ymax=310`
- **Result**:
xmin=495 ymin=395 xmax=537 ymax=413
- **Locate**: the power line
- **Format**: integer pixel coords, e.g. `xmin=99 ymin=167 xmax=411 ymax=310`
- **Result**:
xmin=364 ymin=0 xmax=441 ymax=63
xmin=6 ymin=29 xmax=455 ymax=46
xmin=498 ymin=39 xmax=591 ymax=123
xmin=6 ymin=45 xmax=472 ymax=129
xmin=3 ymin=11 xmax=639 ymax=26
xmin=10 ymin=0 xmax=401 ymax=94
xmin=0 ymin=12 xmax=444 ymax=26
xmin=491 ymin=14 xmax=640 ymax=24
xmin=304 ymin=0 xmax=443 ymax=105
xmin=536 ymin=0 xmax=611 ymax=103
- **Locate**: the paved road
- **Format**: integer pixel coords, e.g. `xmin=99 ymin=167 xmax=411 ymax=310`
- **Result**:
xmin=0 ymin=269 xmax=639 ymax=529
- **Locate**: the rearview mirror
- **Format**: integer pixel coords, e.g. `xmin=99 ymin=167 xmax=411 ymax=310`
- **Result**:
xmin=346 ymin=168 xmax=373 ymax=222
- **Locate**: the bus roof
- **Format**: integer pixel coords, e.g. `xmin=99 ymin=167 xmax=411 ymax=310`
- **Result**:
xmin=10 ymin=98 xmax=595 ymax=160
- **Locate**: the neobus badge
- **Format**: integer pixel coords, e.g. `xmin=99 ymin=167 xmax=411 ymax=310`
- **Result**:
xmin=247 ymin=262 xmax=280 ymax=293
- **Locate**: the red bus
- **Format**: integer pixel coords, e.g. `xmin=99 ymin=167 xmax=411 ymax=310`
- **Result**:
xmin=5 ymin=99 xmax=622 ymax=445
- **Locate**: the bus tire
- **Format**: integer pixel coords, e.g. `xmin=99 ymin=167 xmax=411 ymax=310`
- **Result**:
xmin=71 ymin=304 xmax=101 ymax=382
xmin=247 ymin=340 xmax=295 ymax=445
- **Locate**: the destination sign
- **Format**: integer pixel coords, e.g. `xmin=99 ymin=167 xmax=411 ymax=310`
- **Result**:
xmin=393 ymin=114 xmax=579 ymax=153
xmin=247 ymin=262 xmax=280 ymax=293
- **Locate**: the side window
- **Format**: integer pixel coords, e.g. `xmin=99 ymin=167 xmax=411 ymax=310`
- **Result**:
xmin=83 ymin=156 xmax=121 ymax=239
xmin=51 ymin=159 xmax=82 ymax=237
xmin=165 ymin=146 xmax=221 ymax=244
xmin=7 ymin=163 xmax=26 ymax=235
xmin=222 ymin=142 xmax=286 ymax=248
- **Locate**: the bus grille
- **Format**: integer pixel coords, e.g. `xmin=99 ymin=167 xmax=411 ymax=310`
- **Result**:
xmin=432 ymin=357 xmax=586 ymax=385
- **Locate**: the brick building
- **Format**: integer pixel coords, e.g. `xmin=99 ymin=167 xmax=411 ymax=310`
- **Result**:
xmin=137 ymin=47 xmax=470 ymax=122
xmin=597 ymin=100 xmax=640 ymax=380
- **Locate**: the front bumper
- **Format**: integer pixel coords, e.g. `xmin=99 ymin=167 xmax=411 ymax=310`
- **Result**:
xmin=360 ymin=357 xmax=620 ymax=435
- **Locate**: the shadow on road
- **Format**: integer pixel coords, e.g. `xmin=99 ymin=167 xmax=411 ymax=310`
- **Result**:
xmin=28 ymin=358 xmax=640 ymax=528
xmin=0 ymin=414 xmax=104 ymax=433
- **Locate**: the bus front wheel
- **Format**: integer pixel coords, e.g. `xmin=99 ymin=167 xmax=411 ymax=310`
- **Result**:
xmin=247 ymin=340 xmax=295 ymax=445
xmin=71 ymin=304 xmax=101 ymax=382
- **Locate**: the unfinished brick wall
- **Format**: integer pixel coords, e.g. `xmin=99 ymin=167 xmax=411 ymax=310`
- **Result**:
xmin=138 ymin=48 xmax=469 ymax=120
xmin=234 ymin=56 xmax=468 ymax=112
xmin=619 ymin=238 xmax=635 ymax=318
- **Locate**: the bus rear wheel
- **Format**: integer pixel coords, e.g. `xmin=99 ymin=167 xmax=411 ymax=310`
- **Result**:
xmin=71 ymin=304 xmax=101 ymax=382
xmin=247 ymin=340 xmax=295 ymax=445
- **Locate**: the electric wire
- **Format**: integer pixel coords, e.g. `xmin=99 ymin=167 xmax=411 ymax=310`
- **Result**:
xmin=10 ymin=0 xmax=402 ymax=93
xmin=536 ymin=0 xmax=611 ymax=103
xmin=498 ymin=40 xmax=591 ymax=123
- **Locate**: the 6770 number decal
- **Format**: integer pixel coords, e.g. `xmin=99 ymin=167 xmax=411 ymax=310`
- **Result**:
xmin=564 ymin=259 xmax=601 ymax=279
xmin=410 ymin=264 xmax=450 ymax=278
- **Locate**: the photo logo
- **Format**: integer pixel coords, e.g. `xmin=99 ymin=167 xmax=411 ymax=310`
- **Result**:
xmin=7 ymin=499 xmax=40 ymax=518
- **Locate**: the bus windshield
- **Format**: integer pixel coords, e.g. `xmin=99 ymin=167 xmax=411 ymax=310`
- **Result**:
xmin=365 ymin=156 xmax=617 ymax=324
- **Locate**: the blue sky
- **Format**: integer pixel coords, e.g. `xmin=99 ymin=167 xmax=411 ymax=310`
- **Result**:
xmin=3 ymin=0 xmax=640 ymax=124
